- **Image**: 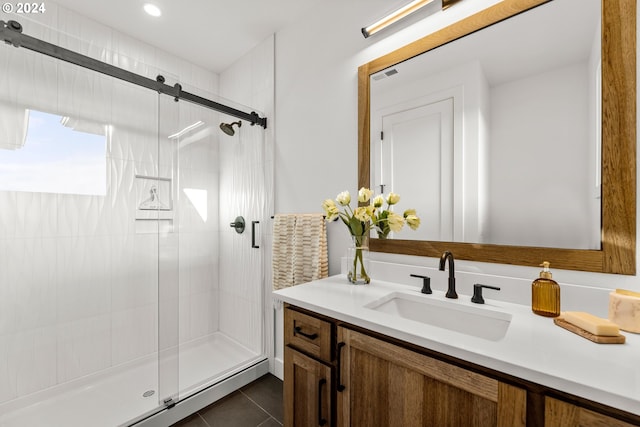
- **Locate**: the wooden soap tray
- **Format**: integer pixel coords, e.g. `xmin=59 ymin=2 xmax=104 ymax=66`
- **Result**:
xmin=554 ymin=317 xmax=626 ymax=344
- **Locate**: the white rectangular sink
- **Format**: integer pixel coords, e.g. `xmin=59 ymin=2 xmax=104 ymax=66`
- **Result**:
xmin=365 ymin=291 xmax=512 ymax=341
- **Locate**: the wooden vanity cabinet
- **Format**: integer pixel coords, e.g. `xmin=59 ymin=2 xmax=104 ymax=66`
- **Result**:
xmin=545 ymin=397 xmax=638 ymax=427
xmin=284 ymin=306 xmax=335 ymax=427
xmin=283 ymin=304 xmax=640 ymax=427
xmin=284 ymin=347 xmax=333 ymax=427
xmin=336 ymin=327 xmax=526 ymax=427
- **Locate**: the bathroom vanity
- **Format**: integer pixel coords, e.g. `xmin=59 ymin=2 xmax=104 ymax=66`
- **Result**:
xmin=273 ymin=0 xmax=640 ymax=424
xmin=274 ymin=277 xmax=640 ymax=427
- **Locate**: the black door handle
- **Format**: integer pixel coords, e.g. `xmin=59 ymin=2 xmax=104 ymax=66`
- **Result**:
xmin=318 ymin=378 xmax=327 ymax=426
xmin=251 ymin=220 xmax=260 ymax=248
xmin=336 ymin=342 xmax=346 ymax=392
xmin=294 ymin=326 xmax=318 ymax=340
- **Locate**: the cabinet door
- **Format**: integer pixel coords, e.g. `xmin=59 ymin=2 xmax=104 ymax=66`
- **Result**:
xmin=284 ymin=346 xmax=332 ymax=427
xmin=337 ymin=327 xmax=526 ymax=427
xmin=545 ymin=397 xmax=637 ymax=427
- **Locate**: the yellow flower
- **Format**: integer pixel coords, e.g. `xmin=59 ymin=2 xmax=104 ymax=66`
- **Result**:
xmin=403 ymin=209 xmax=416 ymax=217
xmin=321 ymin=188 xmax=419 ymax=240
xmin=386 ymin=192 xmax=400 ymax=205
xmin=366 ymin=205 xmax=376 ymax=217
xmin=358 ymin=187 xmax=373 ymax=203
xmin=322 ymin=199 xmax=339 ymax=221
xmin=354 ymin=206 xmax=373 ymax=222
xmin=405 ymin=214 xmax=420 ymax=230
xmin=336 ymin=191 xmax=351 ymax=206
xmin=387 ymin=212 xmax=405 ymax=232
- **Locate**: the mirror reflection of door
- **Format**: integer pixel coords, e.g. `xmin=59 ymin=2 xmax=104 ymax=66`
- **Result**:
xmin=368 ymin=0 xmax=601 ymax=250
xmin=378 ymin=98 xmax=453 ymax=241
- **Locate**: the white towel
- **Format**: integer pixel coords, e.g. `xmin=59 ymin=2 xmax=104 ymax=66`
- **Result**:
xmin=272 ymin=213 xmax=328 ymax=290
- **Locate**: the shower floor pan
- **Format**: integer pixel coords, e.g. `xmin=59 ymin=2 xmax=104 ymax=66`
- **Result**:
xmin=0 ymin=332 xmax=263 ymax=427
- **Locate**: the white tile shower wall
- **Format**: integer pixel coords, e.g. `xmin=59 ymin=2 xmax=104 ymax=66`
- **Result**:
xmin=217 ymin=135 xmax=266 ymax=352
xmin=175 ymin=86 xmax=221 ymax=344
xmin=218 ymin=35 xmax=275 ymax=356
xmin=56 ymin=314 xmax=112 ymax=383
xmin=0 ymin=325 xmax=57 ymax=403
xmin=0 ymin=1 xmax=222 ymax=404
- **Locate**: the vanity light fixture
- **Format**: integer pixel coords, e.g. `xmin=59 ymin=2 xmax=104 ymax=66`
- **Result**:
xmin=361 ymin=0 xmax=457 ymax=38
xmin=143 ymin=3 xmax=162 ymax=17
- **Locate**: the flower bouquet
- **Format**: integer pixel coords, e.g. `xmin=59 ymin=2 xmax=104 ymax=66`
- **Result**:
xmin=322 ymin=187 xmax=420 ymax=284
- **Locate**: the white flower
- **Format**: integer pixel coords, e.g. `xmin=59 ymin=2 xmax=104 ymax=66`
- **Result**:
xmin=321 ymin=188 xmax=419 ymax=239
xmin=336 ymin=191 xmax=351 ymax=206
xmin=354 ymin=206 xmax=373 ymax=222
xmin=405 ymin=214 xmax=420 ymax=230
xmin=358 ymin=187 xmax=373 ymax=203
xmin=387 ymin=212 xmax=405 ymax=232
xmin=322 ymin=199 xmax=339 ymax=221
xmin=386 ymin=192 xmax=400 ymax=205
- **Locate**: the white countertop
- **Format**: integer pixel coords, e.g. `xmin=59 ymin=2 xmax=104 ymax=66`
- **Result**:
xmin=273 ymin=275 xmax=640 ymax=416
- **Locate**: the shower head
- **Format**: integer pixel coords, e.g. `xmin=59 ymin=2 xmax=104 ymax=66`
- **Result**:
xmin=219 ymin=121 xmax=242 ymax=136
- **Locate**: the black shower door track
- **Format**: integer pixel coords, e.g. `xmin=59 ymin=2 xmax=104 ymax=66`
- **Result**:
xmin=0 ymin=19 xmax=268 ymax=129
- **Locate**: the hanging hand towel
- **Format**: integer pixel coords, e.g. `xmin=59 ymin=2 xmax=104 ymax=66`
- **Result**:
xmin=272 ymin=213 xmax=328 ymax=290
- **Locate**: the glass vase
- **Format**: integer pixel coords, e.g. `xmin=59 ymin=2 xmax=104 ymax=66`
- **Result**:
xmin=347 ymin=235 xmax=370 ymax=284
xmin=376 ymin=227 xmax=389 ymax=239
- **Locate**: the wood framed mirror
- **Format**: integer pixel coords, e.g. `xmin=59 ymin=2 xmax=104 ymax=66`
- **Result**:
xmin=358 ymin=0 xmax=636 ymax=274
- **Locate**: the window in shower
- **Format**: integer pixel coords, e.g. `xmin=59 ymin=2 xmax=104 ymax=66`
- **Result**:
xmin=0 ymin=109 xmax=108 ymax=195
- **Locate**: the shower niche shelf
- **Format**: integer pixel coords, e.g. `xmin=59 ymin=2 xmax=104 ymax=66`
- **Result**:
xmin=135 ymin=174 xmax=174 ymax=221
xmin=134 ymin=174 xmax=174 ymax=233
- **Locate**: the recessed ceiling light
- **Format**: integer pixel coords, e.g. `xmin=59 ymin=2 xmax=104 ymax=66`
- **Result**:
xmin=143 ymin=3 xmax=162 ymax=17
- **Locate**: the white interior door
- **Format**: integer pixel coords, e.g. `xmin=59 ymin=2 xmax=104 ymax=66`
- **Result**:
xmin=379 ymin=98 xmax=454 ymax=241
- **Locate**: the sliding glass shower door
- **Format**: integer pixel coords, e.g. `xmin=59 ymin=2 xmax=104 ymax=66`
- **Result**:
xmin=0 ymin=31 xmax=180 ymax=424
xmin=167 ymin=85 xmax=268 ymax=401
xmin=0 ymin=15 xmax=268 ymax=426
xmin=156 ymin=88 xmax=181 ymax=411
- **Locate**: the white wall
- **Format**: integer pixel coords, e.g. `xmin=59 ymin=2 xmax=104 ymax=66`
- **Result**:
xmin=272 ymin=0 xmax=640 ymax=304
xmin=488 ymin=61 xmax=594 ymax=249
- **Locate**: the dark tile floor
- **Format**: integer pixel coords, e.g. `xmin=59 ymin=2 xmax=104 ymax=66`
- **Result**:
xmin=171 ymin=374 xmax=283 ymax=427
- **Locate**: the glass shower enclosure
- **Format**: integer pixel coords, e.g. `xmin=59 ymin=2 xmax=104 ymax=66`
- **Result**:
xmin=0 ymin=17 xmax=269 ymax=427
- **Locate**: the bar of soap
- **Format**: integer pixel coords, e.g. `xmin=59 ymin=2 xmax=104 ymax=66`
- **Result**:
xmin=563 ymin=311 xmax=620 ymax=336
xmin=609 ymin=290 xmax=640 ymax=333
xmin=615 ymin=288 xmax=640 ymax=298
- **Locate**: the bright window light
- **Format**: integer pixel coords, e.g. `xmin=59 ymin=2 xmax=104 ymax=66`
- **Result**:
xmin=0 ymin=109 xmax=107 ymax=196
xmin=183 ymin=188 xmax=208 ymax=222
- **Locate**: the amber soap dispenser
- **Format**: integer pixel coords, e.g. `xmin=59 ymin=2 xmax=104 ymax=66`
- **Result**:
xmin=532 ymin=261 xmax=560 ymax=317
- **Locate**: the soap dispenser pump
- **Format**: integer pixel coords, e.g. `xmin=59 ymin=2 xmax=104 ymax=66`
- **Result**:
xmin=532 ymin=261 xmax=560 ymax=317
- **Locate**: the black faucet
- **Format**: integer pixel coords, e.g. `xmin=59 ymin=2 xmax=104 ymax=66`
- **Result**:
xmin=471 ymin=284 xmax=501 ymax=304
xmin=410 ymin=274 xmax=432 ymax=294
xmin=439 ymin=251 xmax=458 ymax=299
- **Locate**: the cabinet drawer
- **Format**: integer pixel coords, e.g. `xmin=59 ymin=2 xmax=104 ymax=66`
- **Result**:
xmin=285 ymin=307 xmax=333 ymax=362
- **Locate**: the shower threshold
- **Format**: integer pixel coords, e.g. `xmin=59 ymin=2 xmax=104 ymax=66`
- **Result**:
xmin=0 ymin=332 xmax=265 ymax=427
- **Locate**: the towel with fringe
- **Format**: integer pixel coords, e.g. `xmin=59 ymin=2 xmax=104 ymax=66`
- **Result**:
xmin=272 ymin=213 xmax=328 ymax=290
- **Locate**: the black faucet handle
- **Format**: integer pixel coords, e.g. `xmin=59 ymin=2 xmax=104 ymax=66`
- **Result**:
xmin=471 ymin=284 xmax=501 ymax=304
xmin=410 ymin=274 xmax=432 ymax=294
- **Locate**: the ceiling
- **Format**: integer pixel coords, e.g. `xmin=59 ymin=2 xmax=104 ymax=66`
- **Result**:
xmin=51 ymin=0 xmax=322 ymax=73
